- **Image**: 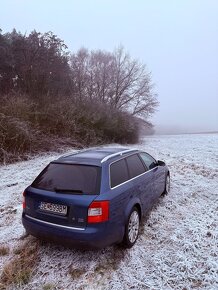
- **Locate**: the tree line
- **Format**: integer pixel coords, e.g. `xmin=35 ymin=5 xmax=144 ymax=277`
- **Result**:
xmin=0 ymin=29 xmax=158 ymax=163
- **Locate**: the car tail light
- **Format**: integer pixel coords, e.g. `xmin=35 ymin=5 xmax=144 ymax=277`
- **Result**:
xmin=88 ymin=201 xmax=109 ymax=223
xmin=22 ymin=191 xmax=26 ymax=209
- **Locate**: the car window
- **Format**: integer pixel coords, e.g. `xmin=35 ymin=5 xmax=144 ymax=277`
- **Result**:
xmin=110 ymin=159 xmax=129 ymax=188
xmin=139 ymin=152 xmax=157 ymax=170
xmin=126 ymin=154 xmax=146 ymax=179
xmin=32 ymin=163 xmax=101 ymax=194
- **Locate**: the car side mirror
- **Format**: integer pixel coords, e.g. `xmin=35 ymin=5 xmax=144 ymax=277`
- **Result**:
xmin=157 ymin=160 xmax=165 ymax=166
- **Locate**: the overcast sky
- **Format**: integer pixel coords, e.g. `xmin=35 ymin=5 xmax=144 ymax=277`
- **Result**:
xmin=1 ymin=0 xmax=218 ymax=133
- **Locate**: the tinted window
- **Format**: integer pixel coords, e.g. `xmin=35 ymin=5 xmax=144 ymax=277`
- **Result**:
xmin=139 ymin=153 xmax=156 ymax=170
xmin=110 ymin=159 xmax=128 ymax=188
xmin=32 ymin=163 xmax=100 ymax=194
xmin=126 ymin=154 xmax=146 ymax=178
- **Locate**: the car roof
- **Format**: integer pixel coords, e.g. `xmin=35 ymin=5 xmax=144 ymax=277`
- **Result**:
xmin=54 ymin=147 xmax=139 ymax=166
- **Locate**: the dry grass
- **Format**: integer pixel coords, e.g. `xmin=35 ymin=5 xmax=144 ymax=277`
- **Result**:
xmin=42 ymin=283 xmax=55 ymax=290
xmin=0 ymin=245 xmax=9 ymax=256
xmin=0 ymin=238 xmax=39 ymax=288
xmin=94 ymin=247 xmax=126 ymax=278
xmin=69 ymin=268 xmax=85 ymax=279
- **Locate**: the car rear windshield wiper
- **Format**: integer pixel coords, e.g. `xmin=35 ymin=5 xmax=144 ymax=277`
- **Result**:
xmin=54 ymin=188 xmax=84 ymax=194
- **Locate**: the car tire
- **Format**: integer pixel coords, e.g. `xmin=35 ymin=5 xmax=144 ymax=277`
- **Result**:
xmin=122 ymin=207 xmax=140 ymax=248
xmin=162 ymin=173 xmax=170 ymax=196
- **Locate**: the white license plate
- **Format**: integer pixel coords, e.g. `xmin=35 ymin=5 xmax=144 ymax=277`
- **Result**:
xmin=39 ymin=202 xmax=67 ymax=215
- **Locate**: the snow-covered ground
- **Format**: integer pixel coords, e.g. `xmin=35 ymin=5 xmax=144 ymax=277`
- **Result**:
xmin=0 ymin=134 xmax=217 ymax=289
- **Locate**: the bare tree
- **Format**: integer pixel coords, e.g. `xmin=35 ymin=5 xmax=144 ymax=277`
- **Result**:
xmin=70 ymin=46 xmax=158 ymax=119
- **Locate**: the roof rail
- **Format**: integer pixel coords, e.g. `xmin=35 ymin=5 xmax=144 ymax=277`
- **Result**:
xmin=101 ymin=149 xmax=137 ymax=163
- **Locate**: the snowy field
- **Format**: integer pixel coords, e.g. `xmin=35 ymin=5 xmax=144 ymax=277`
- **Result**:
xmin=0 ymin=133 xmax=217 ymax=290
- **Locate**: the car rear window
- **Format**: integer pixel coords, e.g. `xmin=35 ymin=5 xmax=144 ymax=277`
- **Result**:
xmin=32 ymin=163 xmax=101 ymax=194
xmin=126 ymin=154 xmax=146 ymax=178
xmin=110 ymin=159 xmax=129 ymax=188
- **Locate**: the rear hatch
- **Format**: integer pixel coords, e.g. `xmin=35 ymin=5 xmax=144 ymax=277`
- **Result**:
xmin=24 ymin=162 xmax=101 ymax=229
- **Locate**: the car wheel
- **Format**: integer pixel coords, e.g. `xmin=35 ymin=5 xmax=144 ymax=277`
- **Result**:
xmin=122 ymin=207 xmax=140 ymax=248
xmin=162 ymin=174 xmax=170 ymax=196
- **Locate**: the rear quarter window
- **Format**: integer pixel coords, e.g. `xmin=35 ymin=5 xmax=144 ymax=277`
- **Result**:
xmin=126 ymin=154 xmax=146 ymax=178
xmin=110 ymin=159 xmax=129 ymax=188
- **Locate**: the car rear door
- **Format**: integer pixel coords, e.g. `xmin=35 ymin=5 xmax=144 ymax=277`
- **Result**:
xmin=125 ymin=154 xmax=154 ymax=213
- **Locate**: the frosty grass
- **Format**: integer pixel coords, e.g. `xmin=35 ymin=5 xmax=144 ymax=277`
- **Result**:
xmin=0 ymin=133 xmax=217 ymax=290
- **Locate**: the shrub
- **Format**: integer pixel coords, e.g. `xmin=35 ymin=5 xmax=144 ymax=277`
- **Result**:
xmin=72 ymin=100 xmax=139 ymax=144
xmin=0 ymin=113 xmax=38 ymax=163
xmin=0 ymin=94 xmax=140 ymax=164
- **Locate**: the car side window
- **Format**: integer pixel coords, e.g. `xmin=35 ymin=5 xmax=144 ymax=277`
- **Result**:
xmin=126 ymin=154 xmax=146 ymax=179
xmin=139 ymin=152 xmax=157 ymax=170
xmin=110 ymin=159 xmax=129 ymax=188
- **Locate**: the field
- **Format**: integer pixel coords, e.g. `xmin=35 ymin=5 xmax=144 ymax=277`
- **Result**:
xmin=0 ymin=134 xmax=217 ymax=290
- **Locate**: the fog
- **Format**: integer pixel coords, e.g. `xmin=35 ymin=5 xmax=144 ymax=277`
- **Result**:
xmin=1 ymin=0 xmax=217 ymax=134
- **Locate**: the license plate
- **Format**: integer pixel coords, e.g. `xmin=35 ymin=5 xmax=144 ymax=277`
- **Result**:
xmin=39 ymin=202 xmax=67 ymax=215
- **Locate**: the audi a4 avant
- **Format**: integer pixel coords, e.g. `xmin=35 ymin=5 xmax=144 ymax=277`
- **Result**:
xmin=22 ymin=147 xmax=170 ymax=248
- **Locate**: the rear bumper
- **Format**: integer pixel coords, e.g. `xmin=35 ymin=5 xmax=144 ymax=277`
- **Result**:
xmin=22 ymin=213 xmax=122 ymax=249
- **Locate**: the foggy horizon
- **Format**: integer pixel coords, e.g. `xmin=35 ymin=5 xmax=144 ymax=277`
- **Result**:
xmin=1 ymin=0 xmax=217 ymax=134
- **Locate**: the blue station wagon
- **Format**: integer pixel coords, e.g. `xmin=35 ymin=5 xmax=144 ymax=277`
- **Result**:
xmin=22 ymin=147 xmax=170 ymax=248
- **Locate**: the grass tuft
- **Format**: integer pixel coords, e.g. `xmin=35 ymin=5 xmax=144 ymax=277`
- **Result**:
xmin=0 ymin=245 xmax=10 ymax=256
xmin=43 ymin=283 xmax=55 ymax=290
xmin=69 ymin=268 xmax=84 ymax=279
xmin=0 ymin=238 xmax=39 ymax=287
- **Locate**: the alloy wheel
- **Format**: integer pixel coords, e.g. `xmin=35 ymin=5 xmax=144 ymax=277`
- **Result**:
xmin=128 ymin=210 xmax=139 ymax=243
